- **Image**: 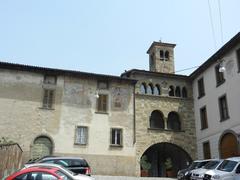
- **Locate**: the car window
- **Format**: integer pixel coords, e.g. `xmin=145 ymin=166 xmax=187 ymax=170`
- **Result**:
xmin=217 ymin=160 xmax=238 ymax=172
xmin=14 ymin=172 xmax=58 ymax=180
xmin=55 ymin=170 xmax=72 ymax=180
xmin=55 ymin=160 xmax=70 ymax=167
xmin=204 ymin=161 xmax=221 ymax=169
xmin=197 ymin=161 xmax=210 ymax=168
xmin=41 ymin=160 xmax=55 ymax=164
xmin=71 ymin=159 xmax=88 ymax=167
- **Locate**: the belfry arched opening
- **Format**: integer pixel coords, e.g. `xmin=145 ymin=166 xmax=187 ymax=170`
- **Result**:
xmin=140 ymin=142 xmax=192 ymax=177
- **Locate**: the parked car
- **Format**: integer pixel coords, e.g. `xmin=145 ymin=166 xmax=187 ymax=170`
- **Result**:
xmin=5 ymin=166 xmax=88 ymax=180
xmin=36 ymin=157 xmax=91 ymax=176
xmin=178 ymin=159 xmax=212 ymax=180
xmin=203 ymin=157 xmax=240 ymax=180
xmin=191 ymin=159 xmax=223 ymax=180
xmin=23 ymin=163 xmax=94 ymax=180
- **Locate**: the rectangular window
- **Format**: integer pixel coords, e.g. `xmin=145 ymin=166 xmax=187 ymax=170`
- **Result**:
xmin=42 ymin=89 xmax=55 ymax=109
xmin=215 ymin=64 xmax=225 ymax=86
xmin=218 ymin=95 xmax=229 ymax=121
xmin=197 ymin=78 xmax=205 ymax=98
xmin=111 ymin=128 xmax=122 ymax=146
xmin=237 ymin=48 xmax=240 ymax=72
xmin=75 ymin=126 xmax=88 ymax=145
xmin=97 ymin=94 xmax=108 ymax=113
xmin=203 ymin=141 xmax=211 ymax=159
xmin=97 ymin=81 xmax=108 ymax=89
xmin=200 ymin=106 xmax=208 ymax=130
xmin=44 ymin=75 xmax=57 ymax=84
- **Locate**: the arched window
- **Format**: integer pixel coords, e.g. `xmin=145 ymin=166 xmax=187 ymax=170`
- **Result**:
xmin=182 ymin=87 xmax=188 ymax=98
xmin=160 ymin=50 xmax=164 ymax=60
xmin=147 ymin=84 xmax=154 ymax=95
xmin=140 ymin=83 xmax=147 ymax=94
xmin=167 ymin=112 xmax=181 ymax=131
xmin=175 ymin=86 xmax=181 ymax=97
xmin=165 ymin=51 xmax=169 ymax=60
xmin=150 ymin=110 xmax=165 ymax=129
xmin=169 ymin=86 xmax=175 ymax=96
xmin=154 ymin=84 xmax=161 ymax=95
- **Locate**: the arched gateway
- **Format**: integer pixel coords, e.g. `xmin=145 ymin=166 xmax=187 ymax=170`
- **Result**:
xmin=31 ymin=135 xmax=53 ymax=159
xmin=140 ymin=142 xmax=192 ymax=177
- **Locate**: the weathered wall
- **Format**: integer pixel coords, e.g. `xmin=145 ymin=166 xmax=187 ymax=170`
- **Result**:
xmin=129 ymin=73 xmax=196 ymax=176
xmin=0 ymin=143 xmax=23 ymax=179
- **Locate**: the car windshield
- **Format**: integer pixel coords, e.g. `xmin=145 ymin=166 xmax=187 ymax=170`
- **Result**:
xmin=217 ymin=160 xmax=238 ymax=172
xmin=189 ymin=162 xmax=201 ymax=170
xmin=204 ymin=161 xmax=221 ymax=170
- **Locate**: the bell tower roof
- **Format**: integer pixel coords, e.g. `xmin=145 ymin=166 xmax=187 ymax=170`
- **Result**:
xmin=147 ymin=41 xmax=176 ymax=54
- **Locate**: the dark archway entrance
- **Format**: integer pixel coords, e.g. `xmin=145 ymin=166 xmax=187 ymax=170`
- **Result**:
xmin=140 ymin=142 xmax=192 ymax=177
xmin=220 ymin=132 xmax=238 ymax=158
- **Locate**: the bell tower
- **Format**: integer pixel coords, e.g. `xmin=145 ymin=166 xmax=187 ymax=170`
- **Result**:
xmin=147 ymin=41 xmax=176 ymax=74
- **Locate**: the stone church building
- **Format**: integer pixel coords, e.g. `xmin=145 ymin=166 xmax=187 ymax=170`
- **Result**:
xmin=0 ymin=41 xmax=196 ymax=177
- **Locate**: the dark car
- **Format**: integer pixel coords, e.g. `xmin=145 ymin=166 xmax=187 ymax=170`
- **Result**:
xmin=177 ymin=160 xmax=212 ymax=180
xmin=36 ymin=156 xmax=91 ymax=176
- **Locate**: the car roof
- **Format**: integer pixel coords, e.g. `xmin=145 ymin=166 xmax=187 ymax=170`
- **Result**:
xmin=226 ymin=157 xmax=240 ymax=162
xmin=8 ymin=166 xmax=60 ymax=179
xmin=25 ymin=163 xmax=63 ymax=169
xmin=40 ymin=156 xmax=86 ymax=160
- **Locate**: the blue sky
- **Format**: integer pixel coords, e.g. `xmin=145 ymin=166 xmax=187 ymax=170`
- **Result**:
xmin=0 ymin=0 xmax=240 ymax=75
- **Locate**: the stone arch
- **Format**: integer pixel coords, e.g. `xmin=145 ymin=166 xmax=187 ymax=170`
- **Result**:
xmin=182 ymin=87 xmax=188 ymax=98
xmin=31 ymin=134 xmax=54 ymax=160
xmin=167 ymin=112 xmax=181 ymax=131
xmin=175 ymin=86 xmax=181 ymax=97
xmin=168 ymin=86 xmax=174 ymax=96
xmin=149 ymin=110 xmax=165 ymax=129
xmin=219 ymin=130 xmax=239 ymax=158
xmin=165 ymin=51 xmax=169 ymax=60
xmin=140 ymin=83 xmax=147 ymax=94
xmin=154 ymin=84 xmax=161 ymax=95
xmin=140 ymin=142 xmax=192 ymax=177
xmin=147 ymin=83 xmax=154 ymax=95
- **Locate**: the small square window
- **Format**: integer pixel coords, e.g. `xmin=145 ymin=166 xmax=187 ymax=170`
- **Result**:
xmin=44 ymin=75 xmax=57 ymax=84
xmin=98 ymin=81 xmax=108 ymax=89
xmin=75 ymin=126 xmax=88 ymax=145
xmin=110 ymin=128 xmax=122 ymax=146
xmin=42 ymin=89 xmax=55 ymax=109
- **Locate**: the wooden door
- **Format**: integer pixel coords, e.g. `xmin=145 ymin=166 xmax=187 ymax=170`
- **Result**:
xmin=220 ymin=133 xmax=238 ymax=159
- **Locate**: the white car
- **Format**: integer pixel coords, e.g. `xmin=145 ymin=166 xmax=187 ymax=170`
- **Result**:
xmin=24 ymin=163 xmax=95 ymax=180
xmin=191 ymin=159 xmax=223 ymax=180
xmin=203 ymin=157 xmax=240 ymax=180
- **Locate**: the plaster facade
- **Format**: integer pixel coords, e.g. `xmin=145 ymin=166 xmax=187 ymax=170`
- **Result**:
xmin=191 ymin=40 xmax=240 ymax=159
xmin=0 ymin=66 xmax=136 ymax=176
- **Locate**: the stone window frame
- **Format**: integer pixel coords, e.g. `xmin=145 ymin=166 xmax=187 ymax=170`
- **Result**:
xmin=42 ymin=88 xmax=55 ymax=110
xmin=203 ymin=141 xmax=211 ymax=159
xmin=237 ymin=48 xmax=240 ymax=73
xmin=215 ymin=64 xmax=225 ymax=87
xmin=110 ymin=128 xmax=123 ymax=147
xmin=218 ymin=94 xmax=230 ymax=121
xmin=149 ymin=110 xmax=165 ymax=129
xmin=96 ymin=93 xmax=108 ymax=114
xmin=74 ymin=126 xmax=88 ymax=145
xmin=167 ymin=111 xmax=181 ymax=131
xmin=200 ymin=106 xmax=208 ymax=130
xmin=197 ymin=77 xmax=205 ymax=99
